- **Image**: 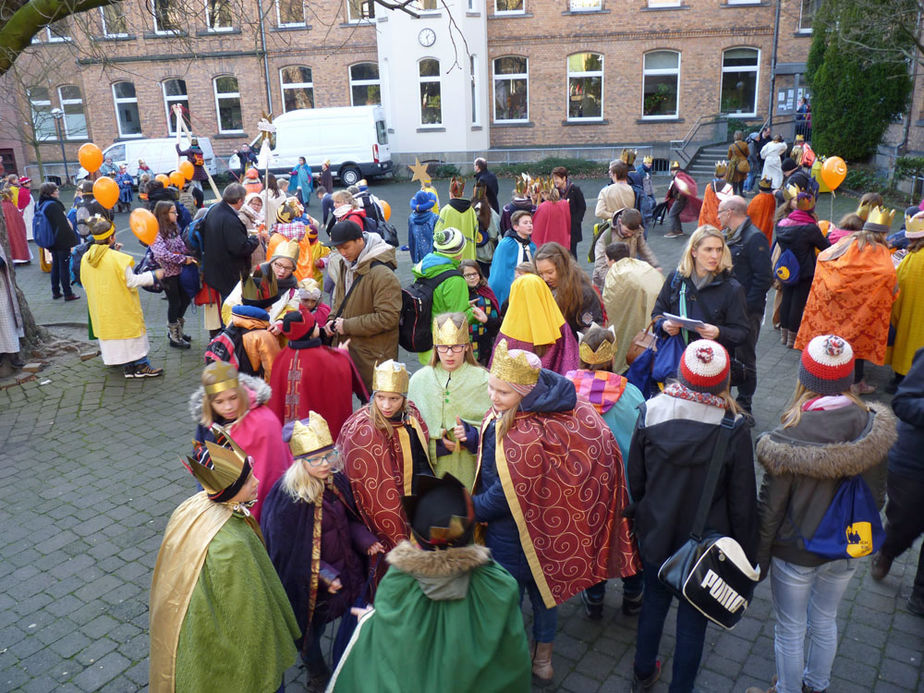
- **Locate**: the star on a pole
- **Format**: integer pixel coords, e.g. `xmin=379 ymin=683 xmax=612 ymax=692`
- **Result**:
xmin=408 ymin=158 xmax=432 ymax=185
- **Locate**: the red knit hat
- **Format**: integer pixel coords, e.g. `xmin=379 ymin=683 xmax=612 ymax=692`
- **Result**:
xmin=677 ymin=339 xmax=730 ymax=395
xmin=799 ymin=335 xmax=854 ymax=395
xmin=280 ymin=309 xmax=316 ymax=342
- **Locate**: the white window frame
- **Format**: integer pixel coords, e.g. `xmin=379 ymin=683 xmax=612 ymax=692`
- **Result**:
xmin=492 ymin=56 xmax=529 ymax=123
xmin=349 ymin=63 xmax=381 ymax=107
xmin=646 ymin=0 xmax=681 ymax=8
xmin=58 ymin=85 xmax=88 ymax=140
xmin=720 ymin=47 xmax=760 ymax=117
xmin=31 ymin=21 xmax=72 ymax=43
xmin=280 ymin=66 xmax=314 ymax=113
xmin=112 ymin=82 xmax=143 ymax=138
xmin=29 ymin=88 xmax=56 ymax=141
xmin=99 ymin=6 xmax=129 ymax=37
xmin=725 ymin=0 xmax=760 ymax=4
xmin=410 ymin=0 xmax=440 ymax=12
xmin=569 ymin=0 xmax=602 ymax=11
xmin=205 ymin=0 xmax=235 ymax=32
xmin=346 ymin=0 xmax=374 ymax=24
xmin=275 ymin=0 xmax=306 ymax=26
xmin=162 ymin=79 xmax=189 ymax=136
xmin=418 ymin=58 xmax=443 ymax=127
xmin=213 ymin=75 xmax=244 ymax=133
xmin=566 ymin=52 xmax=604 ymax=121
xmin=152 ymin=0 xmax=180 ymax=35
xmin=798 ymin=0 xmax=820 ymax=33
xmin=470 ymin=54 xmax=480 ymax=126
xmin=468 ymin=0 xmax=478 ymax=10
xmin=494 ymin=0 xmax=525 ymax=15
xmin=641 ymin=50 xmax=681 ymax=120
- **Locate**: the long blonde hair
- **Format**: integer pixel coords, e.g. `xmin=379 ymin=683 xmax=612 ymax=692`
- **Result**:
xmin=369 ymin=394 xmax=408 ymax=435
xmin=676 ymin=226 xmax=734 ymax=277
xmin=280 ymin=457 xmax=327 ymax=504
xmin=496 ymin=402 xmax=523 ymax=440
xmin=780 ymin=382 xmax=867 ymax=428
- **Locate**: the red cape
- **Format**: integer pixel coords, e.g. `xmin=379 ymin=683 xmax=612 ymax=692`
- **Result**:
xmin=228 ymin=402 xmax=293 ymax=523
xmin=338 ymin=403 xmax=430 ymax=554
xmin=3 ymin=200 xmax=31 ymax=263
xmin=532 ymin=199 xmax=572 ymax=248
xmin=665 ymin=171 xmax=702 ymax=223
xmin=267 ymin=340 xmax=368 ymax=438
xmin=486 ymin=400 xmax=640 ymax=608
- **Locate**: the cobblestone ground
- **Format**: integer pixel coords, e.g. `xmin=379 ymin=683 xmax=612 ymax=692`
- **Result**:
xmin=1 ymin=179 xmax=921 ymax=692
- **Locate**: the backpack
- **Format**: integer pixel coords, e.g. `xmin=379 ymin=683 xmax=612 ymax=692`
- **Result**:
xmin=773 ymin=248 xmax=801 ymax=286
xmin=191 ymin=150 xmax=204 ymax=167
xmin=66 ymin=205 xmax=78 ymax=233
xmin=183 ymin=204 xmax=216 ymax=257
xmin=398 ymin=269 xmax=463 ymax=352
xmin=33 ymin=200 xmax=56 ymax=249
xmin=133 ymin=247 xmax=163 ymax=293
xmin=203 ymin=326 xmax=251 ymax=374
xmin=803 ymin=476 xmax=885 ymax=559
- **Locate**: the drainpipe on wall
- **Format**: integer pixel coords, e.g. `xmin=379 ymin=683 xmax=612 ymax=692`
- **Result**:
xmin=768 ymin=0 xmax=782 ymax=129
xmin=256 ymin=0 xmax=273 ymax=113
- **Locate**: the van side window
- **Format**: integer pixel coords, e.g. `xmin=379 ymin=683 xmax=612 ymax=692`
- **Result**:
xmin=376 ymin=120 xmax=388 ymax=146
xmin=108 ymin=144 xmax=126 ymax=161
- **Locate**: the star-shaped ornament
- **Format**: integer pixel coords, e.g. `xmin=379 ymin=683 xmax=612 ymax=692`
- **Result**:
xmin=409 ymin=158 xmax=431 ymax=184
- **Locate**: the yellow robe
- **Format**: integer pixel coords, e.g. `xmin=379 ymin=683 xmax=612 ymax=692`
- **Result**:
xmin=80 ymin=245 xmax=146 ymax=341
xmin=891 ymin=250 xmax=924 ymax=375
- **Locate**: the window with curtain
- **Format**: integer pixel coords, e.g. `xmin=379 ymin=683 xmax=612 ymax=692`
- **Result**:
xmin=493 ymin=56 xmax=528 ymax=122
xmin=281 ymin=66 xmax=314 ymax=112
xmin=567 ymin=52 xmax=603 ymax=120
xmin=642 ymin=50 xmax=680 ymax=118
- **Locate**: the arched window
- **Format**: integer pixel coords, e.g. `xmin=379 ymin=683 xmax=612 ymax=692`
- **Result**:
xmin=163 ymin=79 xmax=189 ymax=135
xmin=720 ymin=48 xmax=760 ymax=116
xmin=419 ymin=59 xmax=442 ymax=125
xmin=59 ymin=85 xmax=88 ymax=139
xmin=567 ymin=52 xmax=603 ymax=120
xmin=350 ymin=63 xmax=381 ymax=106
xmin=214 ymin=76 xmax=243 ymax=133
xmin=493 ymin=56 xmax=528 ymax=122
xmin=642 ymin=50 xmax=680 ymax=119
xmin=280 ymin=66 xmax=314 ymax=112
xmin=112 ymin=81 xmax=142 ymax=137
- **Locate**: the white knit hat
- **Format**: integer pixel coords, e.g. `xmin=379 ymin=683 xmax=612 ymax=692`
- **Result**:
xmin=677 ymin=339 xmax=730 ymax=395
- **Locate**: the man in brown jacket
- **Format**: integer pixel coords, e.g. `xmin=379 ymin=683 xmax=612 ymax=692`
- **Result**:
xmin=324 ymin=220 xmax=402 ymax=391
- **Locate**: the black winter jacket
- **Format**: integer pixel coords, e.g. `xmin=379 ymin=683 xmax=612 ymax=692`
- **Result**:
xmin=562 ymin=182 xmax=587 ymax=244
xmin=627 ymin=396 xmax=758 ymax=567
xmin=652 ymin=269 xmax=750 ymax=352
xmin=774 ymin=215 xmax=829 ymax=283
xmin=474 ymin=168 xmax=500 ymax=213
xmin=888 ymin=347 xmax=924 ymax=479
xmin=727 ymin=219 xmax=773 ymax=314
xmin=756 ymin=402 xmax=895 ymax=575
xmin=201 ymin=200 xmax=258 ymax=296
xmin=38 ymin=195 xmax=77 ymax=251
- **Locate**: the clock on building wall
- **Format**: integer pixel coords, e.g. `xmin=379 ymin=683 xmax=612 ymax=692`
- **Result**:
xmin=418 ymin=28 xmax=436 ymax=47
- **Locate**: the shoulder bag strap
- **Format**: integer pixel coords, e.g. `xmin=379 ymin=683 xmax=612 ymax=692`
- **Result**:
xmin=690 ymin=412 xmax=736 ymax=541
xmin=331 ymin=272 xmax=365 ymax=322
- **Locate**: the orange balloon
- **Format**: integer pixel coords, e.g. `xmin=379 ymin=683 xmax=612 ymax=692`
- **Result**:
xmin=178 ymin=160 xmax=194 ymax=181
xmin=380 ymin=199 xmax=391 ymax=222
xmin=92 ymin=176 xmax=119 ymax=210
xmin=169 ymin=170 xmax=186 ymax=188
xmin=821 ymin=156 xmax=847 ymax=191
xmin=155 ymin=173 xmax=170 ymax=186
xmin=78 ymin=143 xmax=103 ymax=174
xmin=129 ymin=208 xmax=158 ymax=246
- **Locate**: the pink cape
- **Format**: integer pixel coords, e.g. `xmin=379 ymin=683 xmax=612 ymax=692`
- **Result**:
xmin=228 ymin=402 xmax=293 ymax=522
xmin=532 ymin=200 xmax=572 ymax=248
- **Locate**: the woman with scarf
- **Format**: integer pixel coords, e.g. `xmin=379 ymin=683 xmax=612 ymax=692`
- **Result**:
xmin=407 ymin=312 xmax=492 ymax=490
xmin=288 ymin=156 xmax=314 ymax=208
xmin=492 ymin=273 xmax=579 ymax=375
xmin=238 ymin=192 xmax=267 ymax=267
xmin=460 ymin=260 xmax=501 ymax=366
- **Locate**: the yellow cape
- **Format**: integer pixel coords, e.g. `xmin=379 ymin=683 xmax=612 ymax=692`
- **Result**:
xmin=499 ymin=274 xmax=566 ymax=346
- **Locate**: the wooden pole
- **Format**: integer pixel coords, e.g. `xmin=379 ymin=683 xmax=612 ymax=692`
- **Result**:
xmin=174 ymin=105 xmax=220 ymax=200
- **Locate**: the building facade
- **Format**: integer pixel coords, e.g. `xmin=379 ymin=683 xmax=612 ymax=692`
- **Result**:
xmin=6 ymin=0 xmax=920 ymax=179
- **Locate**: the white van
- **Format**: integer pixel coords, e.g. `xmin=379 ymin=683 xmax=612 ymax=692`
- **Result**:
xmin=229 ymin=106 xmax=393 ymax=187
xmin=75 ymin=137 xmax=217 ymax=180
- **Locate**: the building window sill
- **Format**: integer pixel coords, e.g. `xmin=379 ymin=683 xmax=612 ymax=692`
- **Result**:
xmin=92 ymin=34 xmax=136 ymax=42
xmin=489 ymin=12 xmax=534 ymax=19
xmin=720 ymin=0 xmax=766 ymax=5
xmin=273 ymin=24 xmax=310 ymax=31
xmin=416 ymin=126 xmax=447 ymax=132
xmin=793 ymin=30 xmax=813 ymax=37
xmin=212 ymin=133 xmax=249 ymax=139
xmin=561 ymin=118 xmax=609 ymax=126
xmin=640 ymin=5 xmax=689 ymax=11
xmin=143 ymin=31 xmax=189 ymax=39
xmin=493 ymin=121 xmax=535 ymax=128
xmin=636 ymin=117 xmax=685 ymax=124
xmin=471 ymin=125 xmax=483 ymax=131
xmin=114 ymin=135 xmax=145 ymax=141
xmin=561 ymin=9 xmax=610 ymax=15
xmin=196 ymin=28 xmax=242 ymax=37
xmin=465 ymin=11 xmax=481 ymax=16
xmin=340 ymin=21 xmax=375 ymax=28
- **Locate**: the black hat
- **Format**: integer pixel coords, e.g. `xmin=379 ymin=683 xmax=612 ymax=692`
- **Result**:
xmin=326 ymin=220 xmax=363 ymax=247
xmin=781 ymin=158 xmax=798 ymax=174
xmin=402 ymin=474 xmax=475 ymax=551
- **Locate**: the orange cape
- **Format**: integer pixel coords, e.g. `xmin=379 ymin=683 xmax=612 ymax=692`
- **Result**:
xmin=747 ymin=192 xmax=775 ymax=247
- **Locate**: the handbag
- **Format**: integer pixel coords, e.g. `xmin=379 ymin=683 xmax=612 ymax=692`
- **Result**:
xmin=133 ymin=247 xmax=163 ymax=294
xmin=658 ymin=413 xmax=760 ymax=630
xmin=651 ymin=333 xmax=685 ymax=383
xmin=625 ymin=318 xmax=658 ymax=367
xmin=803 ymin=476 xmax=885 ymax=559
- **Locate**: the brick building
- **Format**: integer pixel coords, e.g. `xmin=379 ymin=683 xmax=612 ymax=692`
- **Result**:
xmin=6 ymin=0 xmax=920 ymax=179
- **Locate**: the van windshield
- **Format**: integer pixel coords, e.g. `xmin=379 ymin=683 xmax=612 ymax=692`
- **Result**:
xmin=376 ymin=120 xmax=388 ymax=146
xmin=107 ymin=144 xmax=126 ymax=161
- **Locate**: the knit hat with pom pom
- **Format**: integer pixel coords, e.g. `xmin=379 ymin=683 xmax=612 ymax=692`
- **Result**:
xmin=677 ymin=339 xmax=730 ymax=395
xmin=799 ymin=334 xmax=854 ymax=395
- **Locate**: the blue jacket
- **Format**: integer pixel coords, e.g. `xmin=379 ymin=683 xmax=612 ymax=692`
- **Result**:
xmin=888 ymin=346 xmax=924 ymax=479
xmin=487 ymin=231 xmax=535 ymax=307
xmin=407 ymin=209 xmax=438 ymax=264
xmin=472 ymin=370 xmax=576 ymax=582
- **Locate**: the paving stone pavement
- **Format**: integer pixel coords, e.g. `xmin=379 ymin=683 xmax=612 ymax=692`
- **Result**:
xmin=1 ymin=180 xmax=922 ymax=692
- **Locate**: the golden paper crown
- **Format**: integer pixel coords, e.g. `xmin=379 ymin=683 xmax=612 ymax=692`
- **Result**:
xmin=276 ymin=196 xmax=303 ymax=223
xmin=714 ymin=160 xmax=728 ymax=176
xmin=271 ymin=239 xmax=300 ymax=265
xmin=905 ymin=212 xmax=924 ymax=237
xmin=577 ymin=326 xmax=617 ymax=365
xmin=288 ymin=412 xmax=334 ymax=458
xmin=621 ymin=148 xmax=637 ymax=165
xmin=203 ymin=360 xmax=239 ymax=395
xmin=786 ymin=184 xmax=815 ymax=211
xmin=856 ymin=201 xmax=871 ymax=221
xmin=670 ymin=160 xmax=680 ymax=169
xmin=514 ymin=173 xmax=532 ymax=196
xmin=490 ymin=339 xmax=540 ymax=386
xmin=241 ymin=267 xmax=279 ymax=304
xmin=864 ymin=206 xmax=895 ymax=231
xmin=183 ymin=426 xmax=251 ymax=499
xmin=795 ymin=134 xmax=805 ymax=143
xmin=372 ymin=360 xmax=409 ymax=394
xmin=432 ymin=315 xmax=470 ymax=346
xmin=643 ymin=155 xmax=653 ymax=165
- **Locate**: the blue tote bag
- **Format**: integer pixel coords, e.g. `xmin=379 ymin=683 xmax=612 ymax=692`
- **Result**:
xmin=804 ymin=476 xmax=885 ymax=559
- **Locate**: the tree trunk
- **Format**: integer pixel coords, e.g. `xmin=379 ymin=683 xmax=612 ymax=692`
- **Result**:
xmin=0 ymin=206 xmax=48 ymax=354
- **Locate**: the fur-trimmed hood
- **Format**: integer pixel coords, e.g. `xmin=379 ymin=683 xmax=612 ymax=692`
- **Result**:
xmin=386 ymin=540 xmax=492 ymax=601
xmin=756 ymin=402 xmax=897 ymax=479
xmin=188 ymin=372 xmax=272 ymax=423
